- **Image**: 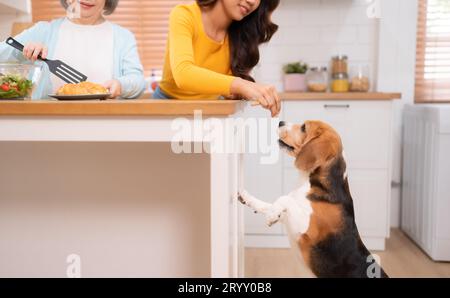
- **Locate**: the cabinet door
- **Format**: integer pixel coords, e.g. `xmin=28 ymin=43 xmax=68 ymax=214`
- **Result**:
xmin=243 ymin=106 xmax=284 ymax=235
xmin=282 ymin=101 xmax=392 ymax=170
xmin=346 ymin=169 xmax=389 ymax=237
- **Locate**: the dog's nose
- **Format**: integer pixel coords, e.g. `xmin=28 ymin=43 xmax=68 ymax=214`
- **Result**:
xmin=279 ymin=121 xmax=286 ymax=128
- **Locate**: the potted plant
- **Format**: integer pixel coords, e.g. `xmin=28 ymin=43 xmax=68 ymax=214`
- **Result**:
xmin=283 ymin=61 xmax=308 ymax=92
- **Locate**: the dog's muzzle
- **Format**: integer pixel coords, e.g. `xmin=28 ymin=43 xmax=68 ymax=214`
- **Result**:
xmin=278 ymin=139 xmax=295 ymax=151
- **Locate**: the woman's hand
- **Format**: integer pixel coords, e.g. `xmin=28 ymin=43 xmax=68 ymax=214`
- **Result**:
xmin=103 ymin=79 xmax=122 ymax=99
xmin=23 ymin=42 xmax=48 ymax=62
xmin=231 ymin=78 xmax=280 ymax=117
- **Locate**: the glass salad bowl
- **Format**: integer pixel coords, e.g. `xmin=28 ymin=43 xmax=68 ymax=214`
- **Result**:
xmin=0 ymin=63 xmax=43 ymax=100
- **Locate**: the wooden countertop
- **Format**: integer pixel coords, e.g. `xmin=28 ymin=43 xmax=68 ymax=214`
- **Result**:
xmin=279 ymin=92 xmax=402 ymax=100
xmin=0 ymin=99 xmax=246 ymax=116
xmin=139 ymin=92 xmax=401 ymax=101
xmin=0 ymin=92 xmax=401 ymax=116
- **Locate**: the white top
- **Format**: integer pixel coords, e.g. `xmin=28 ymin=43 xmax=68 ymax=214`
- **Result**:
xmin=51 ymin=19 xmax=114 ymax=92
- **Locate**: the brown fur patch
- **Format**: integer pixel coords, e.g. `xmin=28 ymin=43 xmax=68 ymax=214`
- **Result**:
xmin=298 ymin=201 xmax=344 ymax=267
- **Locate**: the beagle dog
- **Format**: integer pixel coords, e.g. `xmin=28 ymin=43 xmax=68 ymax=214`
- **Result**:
xmin=239 ymin=120 xmax=388 ymax=278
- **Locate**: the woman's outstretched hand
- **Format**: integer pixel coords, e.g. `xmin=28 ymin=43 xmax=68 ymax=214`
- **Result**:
xmin=231 ymin=77 xmax=280 ymax=117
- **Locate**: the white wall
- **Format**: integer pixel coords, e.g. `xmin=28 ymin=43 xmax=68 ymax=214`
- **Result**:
xmin=254 ymin=0 xmax=379 ymax=91
xmin=0 ymin=7 xmax=31 ymax=40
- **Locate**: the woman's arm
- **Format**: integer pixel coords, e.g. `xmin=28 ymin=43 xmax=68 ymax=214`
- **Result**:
xmin=169 ymin=6 xmax=235 ymax=95
xmin=0 ymin=22 xmax=50 ymax=62
xmin=115 ymin=30 xmax=146 ymax=99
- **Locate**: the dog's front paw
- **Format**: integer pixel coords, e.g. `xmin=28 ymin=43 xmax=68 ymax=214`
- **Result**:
xmin=237 ymin=190 xmax=250 ymax=205
xmin=238 ymin=190 xmax=259 ymax=214
xmin=238 ymin=193 xmax=246 ymax=205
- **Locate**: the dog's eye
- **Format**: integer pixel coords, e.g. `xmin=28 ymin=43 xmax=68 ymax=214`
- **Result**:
xmin=301 ymin=124 xmax=306 ymax=132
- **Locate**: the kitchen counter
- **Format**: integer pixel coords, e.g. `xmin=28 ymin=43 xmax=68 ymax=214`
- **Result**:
xmin=0 ymin=99 xmax=245 ymax=116
xmin=138 ymin=92 xmax=402 ymax=101
xmin=280 ymin=92 xmax=401 ymax=100
xmin=0 ymin=99 xmax=246 ymax=277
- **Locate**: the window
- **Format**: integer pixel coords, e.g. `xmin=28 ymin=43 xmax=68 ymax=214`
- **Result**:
xmin=415 ymin=0 xmax=450 ymax=103
xmin=31 ymin=0 xmax=189 ymax=76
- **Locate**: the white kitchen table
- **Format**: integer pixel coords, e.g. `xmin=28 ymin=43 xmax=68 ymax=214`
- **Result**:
xmin=0 ymin=99 xmax=246 ymax=277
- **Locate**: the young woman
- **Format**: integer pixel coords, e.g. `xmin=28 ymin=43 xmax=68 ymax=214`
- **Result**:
xmin=0 ymin=0 xmax=145 ymax=99
xmin=154 ymin=0 xmax=281 ymax=117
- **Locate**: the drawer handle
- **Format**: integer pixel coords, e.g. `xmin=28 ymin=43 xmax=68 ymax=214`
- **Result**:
xmin=324 ymin=104 xmax=350 ymax=109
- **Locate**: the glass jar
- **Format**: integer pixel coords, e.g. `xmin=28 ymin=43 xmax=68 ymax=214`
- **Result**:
xmin=349 ymin=64 xmax=370 ymax=92
xmin=306 ymin=67 xmax=328 ymax=92
xmin=331 ymin=73 xmax=349 ymax=93
xmin=331 ymin=55 xmax=348 ymax=76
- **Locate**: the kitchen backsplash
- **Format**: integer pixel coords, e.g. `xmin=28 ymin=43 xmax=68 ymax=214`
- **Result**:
xmin=254 ymin=0 xmax=379 ymax=91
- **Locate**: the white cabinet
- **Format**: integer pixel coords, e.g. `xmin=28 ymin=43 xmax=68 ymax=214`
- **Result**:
xmin=243 ymin=105 xmax=284 ymax=239
xmin=283 ymin=101 xmax=392 ymax=169
xmin=347 ymin=169 xmax=390 ymax=237
xmin=245 ymin=100 xmax=394 ymax=250
xmin=402 ymin=105 xmax=450 ymax=261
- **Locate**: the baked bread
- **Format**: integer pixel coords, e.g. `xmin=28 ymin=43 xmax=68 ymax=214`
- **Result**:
xmin=57 ymin=82 xmax=108 ymax=95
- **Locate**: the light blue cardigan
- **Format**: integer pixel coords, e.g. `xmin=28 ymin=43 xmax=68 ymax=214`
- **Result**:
xmin=0 ymin=18 xmax=146 ymax=99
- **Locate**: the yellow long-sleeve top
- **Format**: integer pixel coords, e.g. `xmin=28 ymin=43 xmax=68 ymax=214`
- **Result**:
xmin=159 ymin=3 xmax=237 ymax=100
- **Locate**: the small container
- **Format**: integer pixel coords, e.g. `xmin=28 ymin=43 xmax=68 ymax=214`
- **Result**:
xmin=349 ymin=64 xmax=371 ymax=92
xmin=283 ymin=73 xmax=307 ymax=92
xmin=307 ymin=67 xmax=328 ymax=92
xmin=331 ymin=73 xmax=349 ymax=93
xmin=331 ymin=55 xmax=348 ymax=76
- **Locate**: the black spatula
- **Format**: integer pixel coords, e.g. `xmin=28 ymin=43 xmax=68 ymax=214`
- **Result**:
xmin=6 ymin=37 xmax=88 ymax=84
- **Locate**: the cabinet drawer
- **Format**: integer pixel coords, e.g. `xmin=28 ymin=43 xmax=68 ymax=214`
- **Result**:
xmin=282 ymin=101 xmax=392 ymax=169
xmin=282 ymin=168 xmax=389 ymax=238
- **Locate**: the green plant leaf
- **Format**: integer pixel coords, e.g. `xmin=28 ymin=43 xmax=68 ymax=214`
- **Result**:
xmin=283 ymin=61 xmax=309 ymax=74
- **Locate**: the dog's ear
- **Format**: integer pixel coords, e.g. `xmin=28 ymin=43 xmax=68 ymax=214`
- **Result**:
xmin=298 ymin=123 xmax=323 ymax=148
xmin=295 ymin=139 xmax=329 ymax=172
xmin=295 ymin=126 xmax=339 ymax=173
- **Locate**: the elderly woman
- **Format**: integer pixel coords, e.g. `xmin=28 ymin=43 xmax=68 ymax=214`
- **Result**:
xmin=0 ymin=0 xmax=145 ymax=99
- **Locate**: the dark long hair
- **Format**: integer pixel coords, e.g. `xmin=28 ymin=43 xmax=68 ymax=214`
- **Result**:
xmin=197 ymin=0 xmax=280 ymax=81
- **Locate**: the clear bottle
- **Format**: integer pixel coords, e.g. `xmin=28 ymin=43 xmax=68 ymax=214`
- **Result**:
xmin=331 ymin=55 xmax=348 ymax=76
xmin=307 ymin=67 xmax=328 ymax=92
xmin=349 ymin=64 xmax=371 ymax=92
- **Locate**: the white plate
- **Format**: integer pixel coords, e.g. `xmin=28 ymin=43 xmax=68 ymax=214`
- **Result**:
xmin=49 ymin=94 xmax=111 ymax=101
